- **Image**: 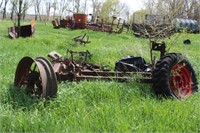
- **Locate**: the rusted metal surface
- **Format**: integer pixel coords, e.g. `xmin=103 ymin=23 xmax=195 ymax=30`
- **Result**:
xmin=52 ymin=16 xmax=74 ymax=29
xmin=8 ymin=0 xmax=36 ymax=39
xmin=73 ymin=14 xmax=87 ymax=29
xmin=8 ymin=20 xmax=36 ymax=39
xmin=15 ymin=41 xmax=169 ymax=97
xmin=52 ymin=14 xmax=87 ymax=29
xmin=66 ymin=49 xmax=92 ymax=61
xmin=15 ymin=56 xmax=57 ymax=97
xmin=86 ymin=16 xmax=125 ymax=33
xmin=8 ymin=27 xmax=18 ymax=38
xmin=46 ymin=50 xmax=152 ymax=84
xmin=52 ymin=19 xmax=60 ymax=29
xmin=51 ymin=13 xmax=125 ymax=33
xmin=60 ymin=17 xmax=73 ymax=28
xmin=87 ymin=24 xmax=113 ymax=32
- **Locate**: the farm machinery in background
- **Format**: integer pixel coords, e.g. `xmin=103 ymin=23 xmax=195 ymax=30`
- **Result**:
xmin=52 ymin=14 xmax=126 ymax=34
xmin=8 ymin=0 xmax=36 ymax=39
xmin=86 ymin=15 xmax=126 ymax=33
xmin=8 ymin=20 xmax=36 ymax=39
xmin=14 ymin=39 xmax=198 ymax=99
xmin=52 ymin=14 xmax=87 ymax=29
xmin=131 ymin=14 xmax=175 ymax=38
xmin=131 ymin=14 xmax=199 ymax=38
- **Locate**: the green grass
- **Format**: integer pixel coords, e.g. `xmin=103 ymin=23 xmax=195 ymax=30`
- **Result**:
xmin=0 ymin=20 xmax=200 ymax=132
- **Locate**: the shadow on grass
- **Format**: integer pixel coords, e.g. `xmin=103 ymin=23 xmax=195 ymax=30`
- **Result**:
xmin=125 ymin=81 xmax=170 ymax=101
xmin=135 ymin=83 xmax=157 ymax=98
xmin=8 ymin=84 xmax=42 ymax=110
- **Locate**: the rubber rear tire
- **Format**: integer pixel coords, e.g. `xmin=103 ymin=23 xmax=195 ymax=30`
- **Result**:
xmin=153 ymin=53 xmax=198 ymax=99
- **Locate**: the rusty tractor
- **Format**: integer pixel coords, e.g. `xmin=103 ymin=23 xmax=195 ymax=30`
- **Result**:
xmin=14 ymin=41 xmax=198 ymax=99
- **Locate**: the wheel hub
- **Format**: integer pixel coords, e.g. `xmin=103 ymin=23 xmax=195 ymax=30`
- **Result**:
xmin=170 ymin=64 xmax=192 ymax=98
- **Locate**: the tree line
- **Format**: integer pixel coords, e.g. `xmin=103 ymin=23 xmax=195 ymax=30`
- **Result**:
xmin=133 ymin=0 xmax=200 ymax=24
xmin=0 ymin=0 xmax=200 ymax=24
xmin=0 ymin=0 xmax=130 ymax=22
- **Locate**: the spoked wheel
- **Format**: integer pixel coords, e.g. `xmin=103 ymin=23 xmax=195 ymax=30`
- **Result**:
xmin=14 ymin=56 xmax=57 ymax=98
xmin=153 ymin=53 xmax=198 ymax=99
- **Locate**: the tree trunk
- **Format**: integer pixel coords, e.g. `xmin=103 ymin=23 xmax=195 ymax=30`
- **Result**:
xmin=92 ymin=0 xmax=102 ymax=22
xmin=10 ymin=3 xmax=15 ymax=20
xmin=46 ymin=2 xmax=51 ymax=21
xmin=34 ymin=6 xmax=38 ymax=20
xmin=0 ymin=0 xmax=3 ymax=9
xmin=74 ymin=0 xmax=80 ymax=13
xmin=2 ymin=0 xmax=9 ymax=20
xmin=34 ymin=0 xmax=42 ymax=21
xmin=18 ymin=0 xmax=23 ymax=37
xmin=52 ymin=1 xmax=56 ymax=19
xmin=83 ymin=0 xmax=87 ymax=14
xmin=22 ymin=2 xmax=27 ymax=20
xmin=22 ymin=10 xmax=26 ymax=20
xmin=37 ymin=2 xmax=42 ymax=21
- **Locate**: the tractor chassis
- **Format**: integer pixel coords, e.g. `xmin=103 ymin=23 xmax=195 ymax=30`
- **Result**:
xmin=14 ymin=41 xmax=198 ymax=99
xmin=48 ymin=50 xmax=152 ymax=83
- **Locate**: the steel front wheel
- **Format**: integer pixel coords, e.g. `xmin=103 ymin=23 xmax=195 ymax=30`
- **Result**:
xmin=153 ymin=53 xmax=198 ymax=99
xmin=14 ymin=57 xmax=57 ymax=98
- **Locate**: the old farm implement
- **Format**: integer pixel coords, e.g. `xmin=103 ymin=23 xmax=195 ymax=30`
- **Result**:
xmin=8 ymin=20 xmax=36 ymax=39
xmin=72 ymin=33 xmax=91 ymax=45
xmin=8 ymin=0 xmax=36 ymax=39
xmin=14 ymin=41 xmax=198 ymax=99
xmin=52 ymin=14 xmax=87 ymax=29
xmin=86 ymin=16 xmax=125 ymax=33
xmin=52 ymin=14 xmax=125 ymax=33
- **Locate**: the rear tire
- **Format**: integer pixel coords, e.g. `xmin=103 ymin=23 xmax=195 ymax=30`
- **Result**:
xmin=153 ymin=53 xmax=198 ymax=99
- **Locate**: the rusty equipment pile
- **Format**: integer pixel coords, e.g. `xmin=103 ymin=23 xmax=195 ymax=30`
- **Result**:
xmin=86 ymin=16 xmax=125 ymax=33
xmin=52 ymin=16 xmax=73 ymax=29
xmin=52 ymin=14 xmax=87 ymax=29
xmin=52 ymin=14 xmax=125 ymax=33
xmin=14 ymin=41 xmax=198 ymax=99
xmin=132 ymin=14 xmax=174 ymax=38
xmin=131 ymin=23 xmax=175 ymax=38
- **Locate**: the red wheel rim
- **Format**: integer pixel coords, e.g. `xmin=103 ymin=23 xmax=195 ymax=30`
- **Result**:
xmin=170 ymin=64 xmax=192 ymax=98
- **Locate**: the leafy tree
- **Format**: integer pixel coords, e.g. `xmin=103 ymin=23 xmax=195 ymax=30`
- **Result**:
xmin=0 ymin=0 xmax=4 ymax=10
xmin=99 ymin=0 xmax=120 ymax=22
xmin=22 ymin=0 xmax=32 ymax=20
xmin=43 ymin=0 xmax=52 ymax=21
xmin=10 ymin=0 xmax=18 ymax=20
xmin=144 ymin=0 xmax=200 ymax=21
xmin=91 ymin=0 xmax=102 ymax=22
xmin=33 ymin=0 xmax=42 ymax=21
xmin=132 ymin=9 xmax=149 ymax=24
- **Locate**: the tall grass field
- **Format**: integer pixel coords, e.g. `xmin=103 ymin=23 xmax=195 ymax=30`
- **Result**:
xmin=0 ymin=20 xmax=200 ymax=132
